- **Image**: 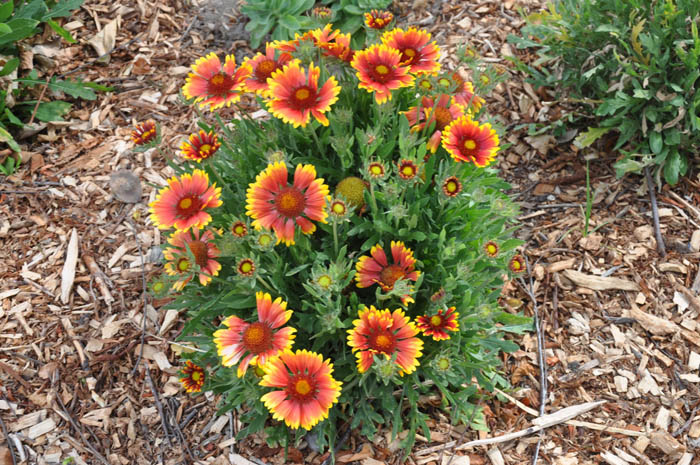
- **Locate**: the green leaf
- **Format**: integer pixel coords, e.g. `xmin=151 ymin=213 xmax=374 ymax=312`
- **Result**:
xmin=343 ymin=4 xmax=363 ymax=15
xmin=573 ymin=127 xmax=610 ymax=149
xmin=0 ymin=1 xmax=13 ymax=22
xmin=4 ymin=107 xmax=22 ymax=126
xmin=649 ymin=131 xmax=663 ymax=154
xmin=278 ymin=14 xmax=300 ymax=31
xmin=42 ymin=0 xmax=84 ymax=20
xmin=29 ymin=100 xmax=71 ymax=121
xmin=16 ymin=77 xmax=97 ymax=100
xmin=0 ymin=57 xmax=18 ymax=77
xmin=0 ymin=23 xmax=10 ymax=34
xmin=663 ymin=151 xmax=682 ymax=185
xmin=47 ymin=19 xmax=76 ymax=43
xmin=0 ymin=18 xmax=39 ymax=45
xmin=0 ymin=125 xmax=19 ymax=152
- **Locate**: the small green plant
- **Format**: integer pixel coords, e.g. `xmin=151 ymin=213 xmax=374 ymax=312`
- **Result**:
xmin=509 ymin=0 xmax=700 ymax=185
xmin=241 ymin=0 xmax=316 ymax=49
xmin=321 ymin=0 xmax=392 ymax=47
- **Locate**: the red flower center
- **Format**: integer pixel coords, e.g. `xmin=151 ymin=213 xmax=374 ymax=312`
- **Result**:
xmin=188 ymin=240 xmax=209 ymax=268
xmin=370 ymin=329 xmax=396 ymax=354
xmin=430 ymin=315 xmax=443 ymax=327
xmin=370 ymin=64 xmax=393 ymax=83
xmin=433 ymin=107 xmax=453 ymax=130
xmin=255 ymin=59 xmax=277 ymax=81
xmin=290 ymin=85 xmax=317 ymax=110
xmin=207 ymin=72 xmax=235 ymax=96
xmin=275 ymin=187 xmax=306 ymax=218
xmin=287 ymin=374 xmax=317 ymax=401
xmin=242 ymin=322 xmax=273 ymax=354
xmin=177 ymin=195 xmax=202 ymax=217
xmin=379 ymin=264 xmax=405 ymax=289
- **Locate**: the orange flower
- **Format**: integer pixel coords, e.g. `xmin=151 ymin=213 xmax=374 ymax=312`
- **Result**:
xmin=509 ymin=254 xmax=526 ymax=273
xmin=367 ymin=161 xmax=386 ymax=179
xmin=149 ymin=169 xmax=222 ymax=231
xmin=163 ymin=228 xmax=221 ymax=290
xmin=404 ymin=94 xmax=466 ymax=153
xmin=441 ymin=176 xmax=462 ymax=197
xmin=416 ymin=307 xmax=459 ymax=341
xmin=242 ymin=45 xmax=293 ymax=96
xmin=213 ymin=291 xmax=296 ymax=377
xmin=441 ymin=115 xmax=499 ymax=167
xmin=356 ymin=241 xmax=420 ymax=305
xmin=231 ymin=221 xmax=248 ymax=238
xmin=483 ymin=241 xmax=499 ymax=257
xmin=180 ymin=361 xmax=205 ymax=393
xmin=237 ymin=258 xmax=256 ymax=277
xmin=245 ymin=162 xmax=329 ymax=246
xmin=364 ymin=10 xmax=394 ymax=30
xmin=351 ymin=44 xmax=414 ymax=104
xmin=381 ymin=27 xmax=440 ymax=74
xmin=180 ymin=130 xmax=221 ymax=162
xmin=347 ymin=306 xmax=423 ymax=375
xmin=320 ymin=31 xmax=355 ymax=63
xmin=182 ymin=52 xmax=251 ymax=111
xmin=132 ymin=120 xmax=158 ymax=146
xmin=439 ymin=74 xmax=484 ymax=113
xmin=260 ymin=349 xmax=342 ymax=430
xmin=397 ymin=159 xmax=418 ymax=180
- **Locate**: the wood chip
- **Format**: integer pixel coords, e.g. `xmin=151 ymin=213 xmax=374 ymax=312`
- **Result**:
xmin=655 ymin=407 xmax=670 ymax=431
xmin=562 ymin=270 xmax=639 ymax=291
xmin=614 ymin=376 xmax=628 ymax=393
xmin=601 ymin=452 xmax=630 ymax=465
xmin=487 ymin=448 xmax=505 ymax=465
xmin=628 ymin=305 xmax=679 ymax=335
xmin=677 ymin=453 xmax=693 ymax=465
xmin=650 ymin=431 xmax=685 ymax=458
xmin=27 ymin=417 xmax=56 ymax=439
xmin=60 ymin=228 xmax=79 ymax=304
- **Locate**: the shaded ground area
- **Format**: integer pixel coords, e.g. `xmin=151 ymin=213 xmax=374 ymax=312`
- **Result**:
xmin=2 ymin=0 xmax=700 ymax=464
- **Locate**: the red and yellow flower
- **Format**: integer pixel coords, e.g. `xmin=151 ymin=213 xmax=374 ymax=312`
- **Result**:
xmin=509 ymin=254 xmax=526 ymax=273
xmin=231 ymin=221 xmax=248 ymax=238
xmin=320 ymin=31 xmax=354 ymax=63
xmin=439 ymin=74 xmax=484 ymax=113
xmin=355 ymin=241 xmax=420 ymax=292
xmin=182 ymin=52 xmax=251 ymax=111
xmin=441 ymin=176 xmax=462 ymax=197
xmin=180 ymin=361 xmax=205 ymax=393
xmin=367 ymin=161 xmax=386 ymax=179
xmin=397 ymin=159 xmax=418 ymax=180
xmin=484 ymin=241 xmax=499 ymax=257
xmin=260 ymin=349 xmax=342 ymax=430
xmin=404 ymin=94 xmax=466 ymax=153
xmin=132 ymin=120 xmax=157 ymax=146
xmin=245 ymin=162 xmax=329 ymax=246
xmin=163 ymin=228 xmax=221 ymax=290
xmin=347 ymin=306 xmax=423 ymax=375
xmin=351 ymin=44 xmax=414 ymax=104
xmin=381 ymin=27 xmax=440 ymax=75
xmin=364 ymin=10 xmax=394 ymax=30
xmin=213 ymin=291 xmax=296 ymax=377
xmin=149 ymin=169 xmax=222 ymax=231
xmin=237 ymin=258 xmax=256 ymax=277
xmin=241 ymin=45 xmax=293 ymax=96
xmin=266 ymin=60 xmax=341 ymax=128
xmin=181 ymin=130 xmax=221 ymax=162
xmin=441 ymin=115 xmax=499 ymax=167
xmin=416 ymin=307 xmax=459 ymax=341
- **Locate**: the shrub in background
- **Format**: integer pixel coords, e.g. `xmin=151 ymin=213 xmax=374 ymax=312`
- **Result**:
xmin=509 ymin=0 xmax=700 ymax=184
xmin=147 ymin=18 xmax=528 ymax=455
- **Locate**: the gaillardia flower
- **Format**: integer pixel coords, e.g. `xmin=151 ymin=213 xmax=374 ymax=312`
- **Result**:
xmin=149 ymin=169 xmax=222 ymax=231
xmin=397 ymin=160 xmax=418 ymax=180
xmin=246 ymin=162 xmax=329 ymax=246
xmin=351 ymin=44 xmax=414 ymax=104
xmin=163 ymin=228 xmax=221 ymax=290
xmin=213 ymin=291 xmax=296 ymax=377
xmin=509 ymin=254 xmax=526 ymax=273
xmin=241 ymin=45 xmax=292 ymax=96
xmin=260 ymin=349 xmax=342 ymax=430
xmin=330 ymin=199 xmax=348 ymax=217
xmin=484 ymin=241 xmax=499 ymax=257
xmin=132 ymin=120 xmax=158 ymax=146
xmin=365 ymin=10 xmax=394 ymax=30
xmin=404 ymin=94 xmax=466 ymax=153
xmin=416 ymin=306 xmax=459 ymax=341
xmin=181 ymin=130 xmax=221 ymax=162
xmin=231 ymin=221 xmax=248 ymax=238
xmin=182 ymin=52 xmax=251 ymax=111
xmin=439 ymin=73 xmax=484 ymax=113
xmin=368 ymin=161 xmax=386 ymax=179
xmin=180 ymin=361 xmax=205 ymax=393
xmin=441 ymin=115 xmax=499 ymax=167
xmin=381 ymin=27 xmax=440 ymax=74
xmin=347 ymin=306 xmax=423 ymax=375
xmin=237 ymin=258 xmax=255 ymax=277
xmin=267 ymin=60 xmax=341 ymax=128
xmin=355 ymin=241 xmax=420 ymax=292
xmin=441 ymin=176 xmax=462 ymax=197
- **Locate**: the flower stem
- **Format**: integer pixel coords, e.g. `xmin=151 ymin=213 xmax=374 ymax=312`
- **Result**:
xmin=332 ymin=219 xmax=339 ymax=257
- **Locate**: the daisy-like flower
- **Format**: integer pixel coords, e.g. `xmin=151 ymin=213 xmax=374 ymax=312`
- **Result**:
xmin=266 ymin=60 xmax=341 ymax=128
xmin=397 ymin=159 xmax=418 ymax=180
xmin=246 ymin=162 xmax=329 ymax=246
xmin=181 ymin=130 xmax=221 ymax=162
xmin=213 ymin=291 xmax=296 ymax=377
xmin=237 ymin=258 xmax=256 ymax=277
xmin=260 ymin=349 xmax=342 ymax=430
xmin=256 ymin=232 xmax=275 ymax=249
xmin=316 ymin=274 xmax=333 ymax=290
xmin=351 ymin=43 xmax=414 ymax=104
xmin=441 ymin=115 xmax=499 ymax=167
xmin=355 ymin=241 xmax=420 ymax=293
xmin=231 ymin=221 xmax=248 ymax=238
xmin=365 ymin=10 xmax=394 ymax=30
xmin=182 ymin=52 xmax=251 ymax=111
xmin=430 ymin=287 xmax=446 ymax=303
xmin=347 ymin=306 xmax=423 ymax=375
xmin=509 ymin=254 xmax=526 ymax=273
xmin=381 ymin=27 xmax=440 ymax=75
xmin=241 ymin=45 xmax=293 ymax=96
xmin=404 ymin=94 xmax=466 ymax=153
xmin=163 ymin=228 xmax=222 ymax=290
xmin=329 ymin=199 xmax=348 ymax=218
xmin=321 ymin=31 xmax=355 ymax=63
xmin=483 ymin=241 xmax=499 ymax=257
xmin=367 ymin=161 xmax=386 ymax=179
xmin=441 ymin=176 xmax=462 ymax=197
xmin=439 ymin=74 xmax=484 ymax=113
xmin=312 ymin=6 xmax=332 ymax=19
xmin=149 ymin=169 xmax=222 ymax=231
xmin=132 ymin=120 xmax=158 ymax=146
xmin=180 ymin=361 xmax=205 ymax=393
xmin=416 ymin=307 xmax=459 ymax=341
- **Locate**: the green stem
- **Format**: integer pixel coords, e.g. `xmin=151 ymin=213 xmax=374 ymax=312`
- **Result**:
xmin=256 ymin=274 xmax=275 ymax=292
xmin=308 ymin=125 xmax=324 ymax=154
xmin=368 ymin=181 xmax=379 ymax=216
xmin=205 ymin=159 xmax=236 ymax=200
xmin=332 ymin=219 xmax=339 ymax=257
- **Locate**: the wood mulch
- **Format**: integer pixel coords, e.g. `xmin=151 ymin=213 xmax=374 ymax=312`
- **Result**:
xmin=2 ymin=0 xmax=700 ymax=464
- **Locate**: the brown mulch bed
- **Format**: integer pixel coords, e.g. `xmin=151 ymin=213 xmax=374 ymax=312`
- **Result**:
xmin=2 ymin=0 xmax=700 ymax=464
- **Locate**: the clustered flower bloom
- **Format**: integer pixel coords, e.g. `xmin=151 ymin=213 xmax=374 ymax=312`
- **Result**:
xmin=132 ymin=120 xmax=157 ymax=146
xmin=442 ymin=115 xmax=499 ymax=167
xmin=364 ymin=10 xmax=394 ymax=30
xmin=181 ymin=130 xmax=221 ymax=162
xmin=163 ymin=228 xmax=221 ymax=290
xmin=180 ymin=361 xmax=205 ymax=393
xmin=416 ymin=307 xmax=459 ymax=341
xmin=183 ymin=52 xmax=251 ymax=111
xmin=351 ymin=43 xmax=414 ymax=104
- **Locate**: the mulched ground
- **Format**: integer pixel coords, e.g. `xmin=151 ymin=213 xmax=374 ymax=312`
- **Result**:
xmin=2 ymin=0 xmax=700 ymax=464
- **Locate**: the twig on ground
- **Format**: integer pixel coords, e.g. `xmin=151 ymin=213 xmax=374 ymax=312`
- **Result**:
xmin=672 ymin=406 xmax=698 ymax=437
xmin=625 ymin=445 xmax=656 ymax=465
xmin=645 ymin=166 xmax=666 ymax=257
xmin=28 ymin=72 xmax=54 ymax=127
xmin=144 ymin=363 xmax=173 ymax=447
xmin=165 ymin=397 xmax=194 ymax=459
xmin=127 ymin=218 xmax=151 ymax=376
xmin=0 ymin=409 xmax=17 ymax=465
xmin=321 ymin=425 xmax=352 ymax=465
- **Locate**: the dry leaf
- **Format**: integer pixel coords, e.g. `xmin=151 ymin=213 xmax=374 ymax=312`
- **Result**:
xmin=60 ymin=228 xmax=79 ymax=304
xmin=88 ymin=18 xmax=120 ymax=63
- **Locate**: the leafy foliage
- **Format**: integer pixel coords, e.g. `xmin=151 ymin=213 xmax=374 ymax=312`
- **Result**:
xmin=321 ymin=0 xmax=392 ymax=47
xmin=241 ymin=0 xmax=316 ymax=49
xmin=509 ymin=0 xmax=700 ymax=184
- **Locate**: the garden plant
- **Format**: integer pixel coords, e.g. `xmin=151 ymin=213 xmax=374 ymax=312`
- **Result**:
xmin=142 ymin=14 xmax=529 ymax=456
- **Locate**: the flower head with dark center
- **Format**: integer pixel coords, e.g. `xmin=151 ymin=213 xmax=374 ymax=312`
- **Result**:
xmin=404 ymin=94 xmax=466 ymax=153
xmin=132 ymin=120 xmax=158 ymax=146
xmin=182 ymin=52 xmax=251 ymax=111
xmin=213 ymin=291 xmax=296 ymax=377
xmin=355 ymin=241 xmax=420 ymax=296
xmin=163 ymin=228 xmax=221 ymax=290
xmin=351 ymin=43 xmax=414 ymax=104
xmin=364 ymin=10 xmax=394 ymax=30
xmin=242 ymin=45 xmax=293 ymax=96
xmin=416 ymin=307 xmax=459 ymax=341
xmin=231 ymin=221 xmax=248 ymax=238
xmin=381 ymin=27 xmax=440 ymax=74
xmin=441 ymin=176 xmax=462 ymax=197
xmin=180 ymin=361 xmax=205 ymax=393
xmin=181 ymin=130 xmax=221 ymax=162
xmin=397 ymin=160 xmax=418 ymax=180
xmin=483 ymin=241 xmax=499 ymax=257
xmin=237 ymin=258 xmax=255 ymax=277
xmin=367 ymin=161 xmax=386 ymax=179
xmin=509 ymin=254 xmax=526 ymax=273
xmin=441 ymin=115 xmax=499 ymax=167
